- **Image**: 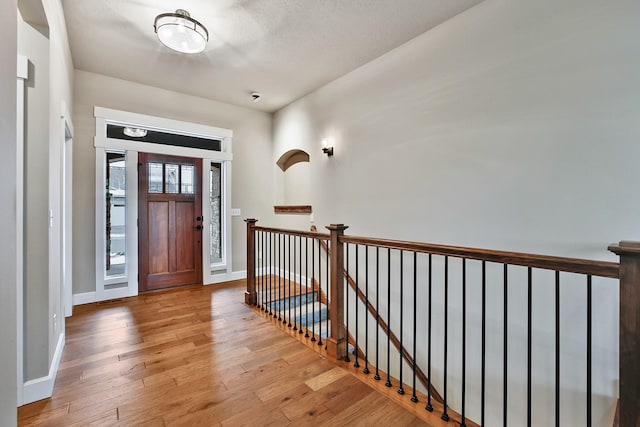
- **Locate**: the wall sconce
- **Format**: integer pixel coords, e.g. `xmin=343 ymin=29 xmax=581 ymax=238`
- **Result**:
xmin=321 ymin=138 xmax=334 ymax=157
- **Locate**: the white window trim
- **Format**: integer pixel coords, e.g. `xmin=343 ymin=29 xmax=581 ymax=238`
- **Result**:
xmin=202 ymin=160 xmax=233 ymax=284
xmin=92 ymin=107 xmax=234 ymax=302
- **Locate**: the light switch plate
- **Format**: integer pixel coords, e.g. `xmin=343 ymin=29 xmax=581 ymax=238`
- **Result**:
xmin=231 ymin=208 xmax=241 ymax=217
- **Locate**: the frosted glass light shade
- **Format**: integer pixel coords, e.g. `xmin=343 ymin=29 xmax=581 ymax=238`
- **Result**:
xmin=154 ymin=9 xmax=208 ymax=54
xmin=123 ymin=127 xmax=147 ymax=138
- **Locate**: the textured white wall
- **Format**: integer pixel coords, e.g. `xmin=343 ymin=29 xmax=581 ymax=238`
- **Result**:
xmin=273 ymin=0 xmax=640 ymax=425
xmin=72 ymin=70 xmax=275 ymax=293
xmin=275 ymin=0 xmax=640 ymax=256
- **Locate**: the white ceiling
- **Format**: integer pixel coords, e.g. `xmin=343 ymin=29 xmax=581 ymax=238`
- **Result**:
xmin=61 ymin=0 xmax=483 ymax=112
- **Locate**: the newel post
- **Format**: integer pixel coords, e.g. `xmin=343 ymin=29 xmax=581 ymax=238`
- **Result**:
xmin=608 ymin=241 xmax=640 ymax=427
xmin=326 ymin=224 xmax=349 ymax=360
xmin=245 ymin=219 xmax=258 ymax=305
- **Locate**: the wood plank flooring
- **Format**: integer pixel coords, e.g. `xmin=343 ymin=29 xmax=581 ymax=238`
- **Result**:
xmin=18 ymin=281 xmax=434 ymax=426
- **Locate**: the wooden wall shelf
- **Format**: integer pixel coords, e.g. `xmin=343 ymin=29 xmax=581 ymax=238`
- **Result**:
xmin=274 ymin=205 xmax=312 ymax=214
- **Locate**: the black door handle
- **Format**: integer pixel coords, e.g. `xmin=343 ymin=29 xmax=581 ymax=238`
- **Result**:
xmin=194 ymin=225 xmax=203 ymax=231
xmin=196 ymin=216 xmax=203 ymax=221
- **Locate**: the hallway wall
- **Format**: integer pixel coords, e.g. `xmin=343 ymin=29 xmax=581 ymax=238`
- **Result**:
xmin=272 ymin=0 xmax=640 ymax=425
xmin=0 ymin=0 xmax=18 ymax=423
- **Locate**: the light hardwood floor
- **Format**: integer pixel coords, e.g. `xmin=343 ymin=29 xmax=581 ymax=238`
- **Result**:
xmin=18 ymin=281 xmax=435 ymax=426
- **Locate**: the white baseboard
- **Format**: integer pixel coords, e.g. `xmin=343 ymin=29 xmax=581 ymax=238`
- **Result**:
xmin=257 ymin=267 xmax=314 ymax=288
xmin=22 ymin=332 xmax=65 ymax=405
xmin=205 ymin=270 xmax=247 ymax=284
xmin=73 ymin=291 xmax=96 ymax=306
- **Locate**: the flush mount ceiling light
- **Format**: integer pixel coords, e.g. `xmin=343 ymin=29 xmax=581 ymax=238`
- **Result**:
xmin=154 ymin=9 xmax=208 ymax=54
xmin=123 ymin=127 xmax=147 ymax=138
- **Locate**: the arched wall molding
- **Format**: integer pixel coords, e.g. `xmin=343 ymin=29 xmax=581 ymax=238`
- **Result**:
xmin=276 ymin=149 xmax=309 ymax=172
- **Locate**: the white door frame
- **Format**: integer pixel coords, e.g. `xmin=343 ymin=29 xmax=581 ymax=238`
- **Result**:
xmin=92 ymin=107 xmax=234 ymax=303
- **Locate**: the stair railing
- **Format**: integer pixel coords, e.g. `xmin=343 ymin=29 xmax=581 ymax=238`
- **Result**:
xmin=245 ymin=219 xmax=332 ymax=345
xmin=311 ymin=224 xmax=444 ymax=403
xmin=245 ymin=219 xmax=639 ymax=427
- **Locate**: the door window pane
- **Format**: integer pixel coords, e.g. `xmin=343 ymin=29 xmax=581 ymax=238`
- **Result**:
xmin=165 ymin=164 xmax=179 ymax=193
xmin=181 ymin=165 xmax=194 ymax=194
xmin=148 ymin=163 xmax=163 ymax=193
xmin=106 ymin=152 xmax=126 ymax=277
xmin=210 ymin=163 xmax=222 ymax=264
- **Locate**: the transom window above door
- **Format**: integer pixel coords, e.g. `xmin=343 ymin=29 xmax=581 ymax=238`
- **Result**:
xmin=147 ymin=162 xmax=195 ymax=194
xmin=107 ymin=124 xmax=222 ymax=151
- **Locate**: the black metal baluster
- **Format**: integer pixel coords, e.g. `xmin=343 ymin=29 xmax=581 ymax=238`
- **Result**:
xmin=283 ymin=234 xmax=287 ymax=323
xmin=257 ymin=231 xmax=261 ymax=309
xmin=262 ymin=231 xmax=266 ymax=311
xmin=305 ymin=237 xmax=310 ymax=337
xmin=527 ymin=267 xmax=532 ymax=427
xmin=265 ymin=231 xmax=268 ymax=311
xmin=277 ymin=234 xmax=282 ymax=320
xmin=555 ymin=270 xmax=560 ymax=427
xmin=288 ymin=234 xmax=292 ymax=327
xmin=482 ymin=261 xmax=486 ymax=426
xmin=281 ymin=233 xmax=285 ymax=322
xmin=272 ymin=232 xmax=276 ymax=316
xmin=311 ymin=237 xmax=316 ymax=341
xmin=293 ymin=236 xmax=298 ymax=331
xmin=261 ymin=231 xmax=265 ymax=309
xmin=399 ymin=250 xmax=405 ymax=396
xmin=587 ymin=275 xmax=592 ymax=427
xmin=345 ymin=244 xmax=350 ymax=361
xmin=283 ymin=233 xmax=286 ymax=319
xmin=318 ymin=239 xmax=322 ymax=345
xmin=354 ymin=244 xmax=360 ymax=368
xmin=374 ymin=247 xmax=380 ymax=380
xmin=504 ymin=264 xmax=508 ymax=427
xmin=411 ymin=252 xmax=418 ymax=402
xmin=267 ymin=232 xmax=272 ymax=316
xmin=317 ymin=238 xmax=323 ymax=346
xmin=257 ymin=231 xmax=262 ymax=309
xmin=461 ymin=258 xmax=467 ymax=426
xmin=325 ymin=238 xmax=329 ymax=350
xmin=426 ymin=253 xmax=433 ymax=411
xmin=386 ymin=248 xmax=392 ymax=388
xmin=299 ymin=236 xmax=304 ymax=334
xmin=263 ymin=231 xmax=266 ymax=310
xmin=279 ymin=233 xmax=283 ymax=321
xmin=442 ymin=255 xmax=449 ymax=421
xmin=364 ymin=245 xmax=370 ymax=374
xmin=271 ymin=233 xmax=278 ymax=317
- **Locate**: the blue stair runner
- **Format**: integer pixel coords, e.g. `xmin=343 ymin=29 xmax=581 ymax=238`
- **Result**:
xmin=267 ymin=290 xmax=329 ymax=339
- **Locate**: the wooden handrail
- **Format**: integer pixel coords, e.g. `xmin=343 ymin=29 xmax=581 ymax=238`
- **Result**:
xmin=254 ymin=225 xmax=330 ymax=240
xmin=341 ymin=235 xmax=619 ymax=278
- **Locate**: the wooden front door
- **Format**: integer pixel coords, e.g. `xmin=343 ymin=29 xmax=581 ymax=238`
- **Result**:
xmin=139 ymin=153 xmax=203 ymax=291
